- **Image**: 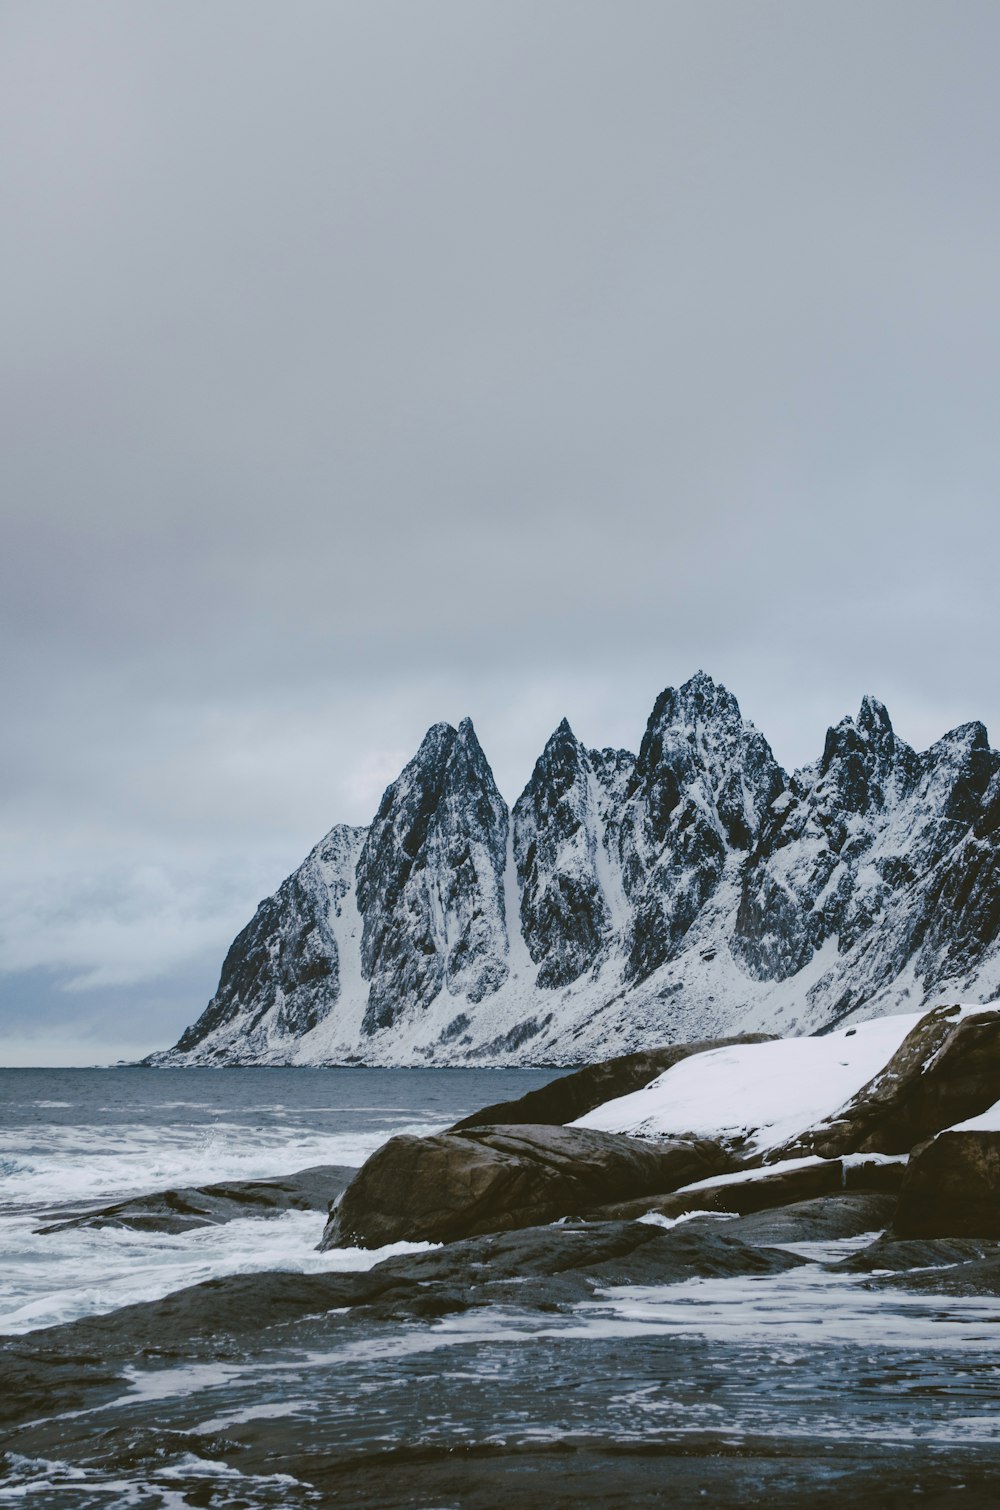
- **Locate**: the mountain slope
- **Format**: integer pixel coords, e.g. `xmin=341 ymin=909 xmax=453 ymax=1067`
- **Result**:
xmin=355 ymin=718 xmax=510 ymax=1033
xmin=148 ymin=674 xmax=1000 ymax=1067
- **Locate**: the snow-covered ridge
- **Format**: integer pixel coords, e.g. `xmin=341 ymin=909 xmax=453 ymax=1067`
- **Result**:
xmin=149 ymin=672 xmax=1000 ymax=1067
xmin=573 ymin=1013 xmax=925 ymax=1155
xmin=574 ymin=1007 xmax=999 ymax=1156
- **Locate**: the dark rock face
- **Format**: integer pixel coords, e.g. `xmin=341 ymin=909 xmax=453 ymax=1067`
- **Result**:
xmin=451 ymin=1033 xmax=776 ymax=1130
xmin=773 ymin=1006 xmax=1000 ymax=1160
xmin=619 ymin=672 xmax=785 ymax=983
xmin=733 ymin=711 xmax=1000 ymax=1011
xmin=512 ymin=720 xmax=632 ymax=988
xmin=356 ymin=718 xmax=510 ymax=1033
xmin=321 ymin=1124 xmax=728 ymax=1248
xmin=892 ymin=1130 xmax=1000 ymax=1238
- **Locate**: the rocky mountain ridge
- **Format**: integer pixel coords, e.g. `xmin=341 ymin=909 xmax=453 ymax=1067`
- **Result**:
xmin=149 ymin=672 xmax=1000 ymax=1066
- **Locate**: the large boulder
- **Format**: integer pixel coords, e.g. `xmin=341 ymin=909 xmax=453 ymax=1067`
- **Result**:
xmin=450 ymin=1034 xmax=775 ymax=1131
xmin=320 ymin=1124 xmax=727 ymax=1249
xmin=772 ymin=1005 xmax=1000 ymax=1161
xmin=891 ymin=1129 xmax=1000 ymax=1238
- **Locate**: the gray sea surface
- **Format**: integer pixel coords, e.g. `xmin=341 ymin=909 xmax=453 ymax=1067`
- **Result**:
xmin=0 ymin=1065 xmax=556 ymax=1332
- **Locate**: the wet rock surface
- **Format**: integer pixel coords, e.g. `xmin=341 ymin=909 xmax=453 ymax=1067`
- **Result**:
xmin=321 ymin=1124 xmax=727 ymax=1248
xmin=35 ymin=1163 xmax=357 ymax=1235
xmin=828 ymin=1232 xmax=1000 ymax=1297
xmin=831 ymin=1234 xmax=1000 ymax=1274
xmin=870 ymin=1254 xmax=1000 ymax=1297
xmin=0 ymin=1220 xmax=805 ymax=1434
xmin=8 ymin=1197 xmax=1000 ymax=1507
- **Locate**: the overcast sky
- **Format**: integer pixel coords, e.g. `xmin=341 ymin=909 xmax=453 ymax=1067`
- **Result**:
xmin=3 ymin=1 xmax=1000 ymax=1064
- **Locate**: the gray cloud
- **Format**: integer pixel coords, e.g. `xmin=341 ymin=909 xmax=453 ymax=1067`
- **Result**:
xmin=3 ymin=2 xmax=1000 ymax=1060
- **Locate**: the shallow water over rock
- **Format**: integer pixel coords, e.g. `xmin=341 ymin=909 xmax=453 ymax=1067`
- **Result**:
xmin=7 ymin=1245 xmax=1000 ymax=1507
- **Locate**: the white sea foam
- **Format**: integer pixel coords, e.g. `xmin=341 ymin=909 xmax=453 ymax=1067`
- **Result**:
xmin=0 ymin=1207 xmax=437 ymax=1335
xmin=584 ymin=1266 xmax=1000 ymax=1350
xmin=0 ymin=1451 xmax=310 ymax=1505
xmin=0 ymin=1117 xmax=441 ymax=1216
xmin=0 ymin=1064 xmax=547 ymax=1338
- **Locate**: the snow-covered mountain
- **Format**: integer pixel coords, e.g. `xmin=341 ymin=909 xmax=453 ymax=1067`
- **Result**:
xmin=149 ymin=672 xmax=1000 ymax=1067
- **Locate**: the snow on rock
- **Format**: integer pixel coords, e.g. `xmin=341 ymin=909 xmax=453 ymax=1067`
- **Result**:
xmin=148 ymin=672 xmax=1000 ymax=1067
xmin=573 ymin=1015 xmax=928 ymax=1155
xmin=947 ymin=1102 xmax=1000 ymax=1134
xmin=668 ymin=1151 xmax=906 ymax=1196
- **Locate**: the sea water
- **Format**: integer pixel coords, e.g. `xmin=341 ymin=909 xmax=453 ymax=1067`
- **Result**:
xmin=0 ymin=1065 xmax=555 ymax=1334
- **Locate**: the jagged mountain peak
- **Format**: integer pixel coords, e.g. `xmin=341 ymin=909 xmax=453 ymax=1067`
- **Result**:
xmin=455 ymin=714 xmax=481 ymax=744
xmin=637 ymin=671 xmax=771 ymax=770
xmin=371 ymin=717 xmax=493 ymax=814
xmin=152 ymin=675 xmax=1000 ymax=1070
xmin=442 ymin=715 xmax=496 ymax=785
xmin=355 ymin=715 xmax=509 ymax=1034
xmin=643 ymin=669 xmax=743 ymax=737
xmin=930 ymin=720 xmax=991 ymax=759
xmin=857 ymin=693 xmax=893 ymax=738
xmin=531 ymin=717 xmax=585 ymax=774
xmin=420 ymin=713 xmax=491 ymax=765
xmin=513 ymin=713 xmax=625 ymax=990
xmin=616 ymin=676 xmax=786 ymax=986
xmin=811 ymin=697 xmax=920 ymax=818
xmin=415 ymin=717 xmax=458 ymax=753
xmin=539 ymin=715 xmax=580 ymax=752
xmin=632 ymin=673 xmax=785 ymax=851
xmin=919 ymin=720 xmax=997 ymax=828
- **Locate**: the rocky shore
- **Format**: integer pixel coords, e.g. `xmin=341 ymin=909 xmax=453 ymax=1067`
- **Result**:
xmin=320 ymin=1003 xmax=1000 ymax=1252
xmin=6 ymin=1002 xmax=1000 ymax=1507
